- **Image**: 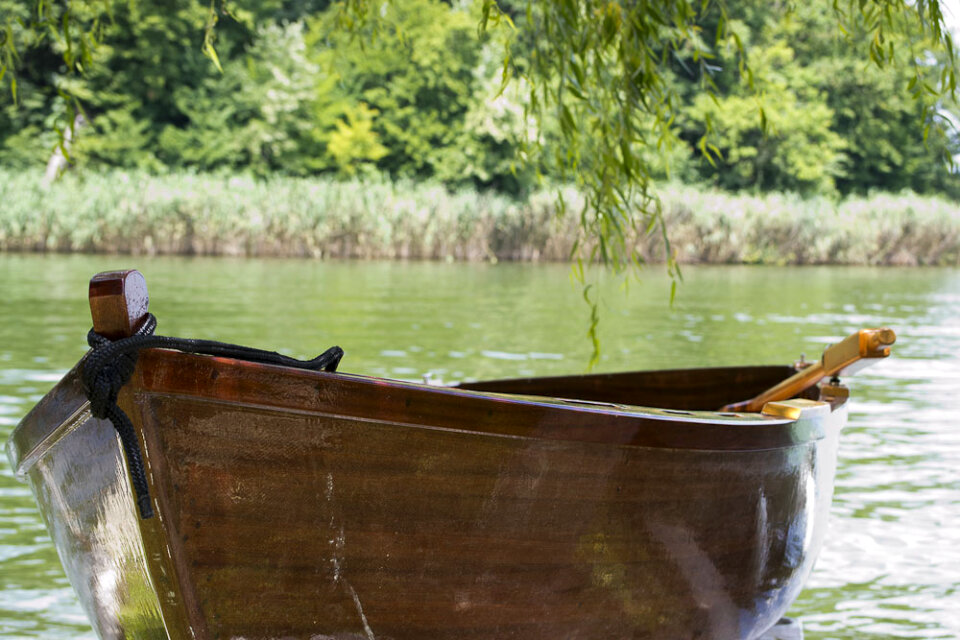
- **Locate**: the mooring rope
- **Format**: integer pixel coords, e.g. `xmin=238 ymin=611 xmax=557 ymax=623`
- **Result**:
xmin=81 ymin=313 xmax=343 ymax=519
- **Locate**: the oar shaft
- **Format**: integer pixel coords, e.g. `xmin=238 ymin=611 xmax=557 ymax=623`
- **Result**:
xmin=722 ymin=328 xmax=896 ymax=413
xmin=723 ymin=362 xmax=825 ymax=413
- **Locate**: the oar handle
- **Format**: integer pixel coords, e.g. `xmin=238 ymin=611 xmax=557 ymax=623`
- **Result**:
xmin=722 ymin=328 xmax=896 ymax=413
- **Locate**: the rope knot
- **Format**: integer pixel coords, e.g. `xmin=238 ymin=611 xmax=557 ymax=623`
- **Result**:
xmin=86 ymin=354 xmax=137 ymax=418
xmin=82 ymin=314 xmax=159 ymax=519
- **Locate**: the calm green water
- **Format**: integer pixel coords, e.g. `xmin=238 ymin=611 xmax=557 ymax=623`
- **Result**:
xmin=1 ymin=254 xmax=958 ymax=638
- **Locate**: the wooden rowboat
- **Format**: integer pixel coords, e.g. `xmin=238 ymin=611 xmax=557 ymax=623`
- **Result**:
xmin=6 ymin=270 xmax=895 ymax=640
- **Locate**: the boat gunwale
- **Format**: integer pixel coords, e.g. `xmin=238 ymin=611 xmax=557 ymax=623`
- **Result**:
xmin=133 ymin=348 xmax=836 ymax=452
xmin=7 ymin=348 xmax=847 ymax=477
xmin=9 ymin=401 xmax=91 ymax=477
xmin=6 ymin=361 xmax=89 ymax=478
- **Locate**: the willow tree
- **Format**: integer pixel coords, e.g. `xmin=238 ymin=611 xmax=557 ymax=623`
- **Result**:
xmin=2 ymin=0 xmax=956 ymax=361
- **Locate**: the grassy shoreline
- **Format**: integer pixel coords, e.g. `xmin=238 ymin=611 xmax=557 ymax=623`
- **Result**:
xmin=1 ymin=170 xmax=958 ymax=265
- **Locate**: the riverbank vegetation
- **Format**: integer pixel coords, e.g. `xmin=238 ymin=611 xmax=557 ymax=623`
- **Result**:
xmin=2 ymin=170 xmax=956 ymax=265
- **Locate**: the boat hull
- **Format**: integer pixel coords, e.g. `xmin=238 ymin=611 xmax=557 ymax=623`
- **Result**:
xmin=8 ymin=353 xmax=846 ymax=640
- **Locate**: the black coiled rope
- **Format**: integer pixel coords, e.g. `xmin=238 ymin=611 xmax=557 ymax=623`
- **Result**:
xmin=81 ymin=313 xmax=343 ymax=519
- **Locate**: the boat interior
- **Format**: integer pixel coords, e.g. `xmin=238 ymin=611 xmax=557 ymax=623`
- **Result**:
xmin=456 ymin=364 xmax=819 ymax=412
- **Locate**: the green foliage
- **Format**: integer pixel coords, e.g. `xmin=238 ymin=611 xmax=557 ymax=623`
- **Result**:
xmin=484 ymin=0 xmax=706 ymax=277
xmin=0 ymin=0 xmax=958 ymax=203
xmin=151 ymin=21 xmax=333 ymax=174
xmin=477 ymin=0 xmax=959 ymax=278
xmin=676 ymin=1 xmax=958 ymax=196
xmin=0 ymin=0 xmax=532 ymax=188
xmin=44 ymin=0 xmax=256 ymax=169
xmin=327 ymin=103 xmax=388 ymax=176
xmin=433 ymin=41 xmax=538 ymax=193
xmin=683 ymin=38 xmax=847 ymax=193
xmin=309 ymin=0 xmax=484 ymax=179
xmin=0 ymin=77 xmax=59 ymax=166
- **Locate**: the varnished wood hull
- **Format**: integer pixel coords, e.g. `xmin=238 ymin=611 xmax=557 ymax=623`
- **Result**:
xmin=7 ymin=353 xmax=846 ymax=640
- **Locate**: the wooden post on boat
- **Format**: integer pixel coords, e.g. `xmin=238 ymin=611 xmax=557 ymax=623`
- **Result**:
xmin=89 ymin=270 xmax=150 ymax=339
xmin=721 ymin=328 xmax=896 ymax=413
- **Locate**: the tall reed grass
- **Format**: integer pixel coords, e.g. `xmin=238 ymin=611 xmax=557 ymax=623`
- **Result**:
xmin=1 ymin=170 xmax=957 ymax=265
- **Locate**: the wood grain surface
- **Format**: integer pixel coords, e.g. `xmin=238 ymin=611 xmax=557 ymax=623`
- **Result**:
xmin=118 ymin=349 xmax=844 ymax=640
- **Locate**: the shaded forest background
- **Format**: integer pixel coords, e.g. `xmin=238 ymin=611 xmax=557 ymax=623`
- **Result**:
xmin=3 ymin=0 xmax=958 ymax=197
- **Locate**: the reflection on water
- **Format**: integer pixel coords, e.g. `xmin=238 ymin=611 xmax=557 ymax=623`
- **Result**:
xmin=1 ymin=254 xmax=958 ymax=638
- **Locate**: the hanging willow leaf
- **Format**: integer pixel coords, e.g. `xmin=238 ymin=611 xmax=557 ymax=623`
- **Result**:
xmin=202 ymin=0 xmax=223 ymax=73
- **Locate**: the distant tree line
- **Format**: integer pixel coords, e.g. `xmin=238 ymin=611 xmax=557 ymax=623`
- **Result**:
xmin=1 ymin=0 xmax=957 ymax=198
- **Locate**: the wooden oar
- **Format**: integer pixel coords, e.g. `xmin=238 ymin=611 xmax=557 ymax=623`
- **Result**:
xmin=721 ymin=328 xmax=896 ymax=413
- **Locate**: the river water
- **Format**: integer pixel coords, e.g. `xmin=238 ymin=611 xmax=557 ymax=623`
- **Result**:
xmin=1 ymin=254 xmax=957 ymax=638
